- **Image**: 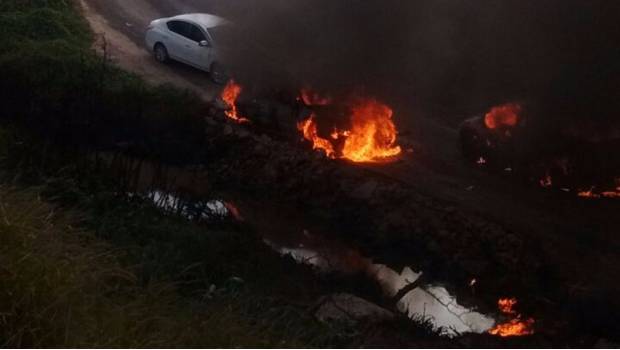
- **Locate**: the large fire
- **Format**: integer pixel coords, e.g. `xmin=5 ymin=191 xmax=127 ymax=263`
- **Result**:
xmin=298 ymin=95 xmax=402 ymax=163
xmin=341 ymin=99 xmax=402 ymax=162
xmin=221 ymin=80 xmax=249 ymax=123
xmin=485 ymin=103 xmax=521 ymax=130
xmin=488 ymin=297 xmax=535 ymax=337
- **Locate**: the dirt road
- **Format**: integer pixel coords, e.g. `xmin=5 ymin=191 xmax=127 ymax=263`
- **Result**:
xmin=79 ymin=0 xmax=620 ymax=339
xmin=79 ymin=0 xmax=222 ymax=100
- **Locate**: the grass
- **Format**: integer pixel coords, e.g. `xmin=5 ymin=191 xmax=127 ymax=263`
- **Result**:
xmin=0 ymin=125 xmax=366 ymax=347
xmin=0 ymin=0 xmax=210 ymax=166
xmin=0 ymin=186 xmax=341 ymax=347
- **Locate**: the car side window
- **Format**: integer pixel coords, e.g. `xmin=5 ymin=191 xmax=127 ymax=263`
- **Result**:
xmin=167 ymin=20 xmax=189 ymax=37
xmin=187 ymin=24 xmax=207 ymax=43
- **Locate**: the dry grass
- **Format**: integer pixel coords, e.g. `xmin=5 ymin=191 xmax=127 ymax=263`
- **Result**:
xmin=0 ymin=186 xmax=319 ymax=347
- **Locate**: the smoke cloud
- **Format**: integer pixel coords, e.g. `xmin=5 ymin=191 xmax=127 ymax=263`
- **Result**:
xmin=168 ymin=0 xmax=620 ymax=129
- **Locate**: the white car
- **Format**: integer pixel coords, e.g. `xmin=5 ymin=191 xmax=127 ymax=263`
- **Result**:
xmin=145 ymin=13 xmax=230 ymax=83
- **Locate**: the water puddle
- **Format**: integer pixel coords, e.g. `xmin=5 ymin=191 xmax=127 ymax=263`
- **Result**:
xmin=265 ymin=238 xmax=495 ymax=336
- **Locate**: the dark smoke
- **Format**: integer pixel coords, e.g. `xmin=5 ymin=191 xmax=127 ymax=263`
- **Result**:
xmin=172 ymin=0 xmax=620 ymax=131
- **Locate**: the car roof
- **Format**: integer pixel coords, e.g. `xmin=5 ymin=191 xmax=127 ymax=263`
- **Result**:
xmin=168 ymin=13 xmax=231 ymax=29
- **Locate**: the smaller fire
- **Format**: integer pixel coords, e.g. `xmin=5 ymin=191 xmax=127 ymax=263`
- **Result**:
xmin=221 ymin=80 xmax=250 ymax=123
xmin=484 ymin=103 xmax=521 ymax=130
xmin=489 ymin=318 xmax=536 ymax=337
xmin=297 ymin=114 xmax=336 ymax=158
xmin=477 ymin=156 xmax=487 ymax=165
xmin=577 ymin=180 xmax=620 ymax=199
xmin=539 ymin=174 xmax=552 ymax=188
xmin=497 ymin=298 xmax=517 ymax=315
xmin=578 ymin=188 xmax=620 ymax=199
xmin=577 ymin=188 xmax=599 ymax=198
xmin=488 ymin=297 xmax=535 ymax=337
xmin=601 ymin=191 xmax=620 ymax=198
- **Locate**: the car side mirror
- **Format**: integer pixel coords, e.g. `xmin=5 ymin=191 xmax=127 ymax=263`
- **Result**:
xmin=199 ymin=40 xmax=209 ymax=47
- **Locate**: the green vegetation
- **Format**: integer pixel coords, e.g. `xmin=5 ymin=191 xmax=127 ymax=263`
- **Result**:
xmin=0 ymin=0 xmax=209 ymax=166
xmin=0 ymin=185 xmax=341 ymax=347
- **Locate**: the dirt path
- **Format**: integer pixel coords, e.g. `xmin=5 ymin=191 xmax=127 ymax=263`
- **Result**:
xmin=78 ymin=0 xmax=220 ymax=101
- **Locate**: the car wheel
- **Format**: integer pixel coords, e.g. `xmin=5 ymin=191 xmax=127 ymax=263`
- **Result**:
xmin=209 ymin=62 xmax=229 ymax=85
xmin=154 ymin=43 xmax=169 ymax=63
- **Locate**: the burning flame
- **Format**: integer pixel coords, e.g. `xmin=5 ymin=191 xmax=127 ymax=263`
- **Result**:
xmin=341 ymin=99 xmax=402 ymax=162
xmin=578 ymin=187 xmax=620 ymax=199
xmin=539 ymin=174 xmax=552 ymax=188
xmin=221 ymin=80 xmax=250 ymax=123
xmin=497 ymin=298 xmax=518 ymax=315
xmin=577 ymin=188 xmax=599 ymax=198
xmin=297 ymin=114 xmax=336 ymax=158
xmin=489 ymin=297 xmax=535 ymax=337
xmin=577 ymin=179 xmax=620 ymax=199
xmin=489 ymin=318 xmax=535 ymax=337
xmin=298 ymin=97 xmax=402 ymax=162
xmin=485 ymin=103 xmax=521 ymax=130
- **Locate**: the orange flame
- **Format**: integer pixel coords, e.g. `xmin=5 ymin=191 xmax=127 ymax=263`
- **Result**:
xmin=298 ymin=97 xmax=402 ymax=162
xmin=577 ymin=188 xmax=599 ymax=198
xmin=221 ymin=80 xmax=249 ymax=123
xmin=297 ymin=114 xmax=336 ymax=158
xmin=485 ymin=103 xmax=521 ymax=129
xmin=489 ymin=318 xmax=535 ymax=337
xmin=341 ymin=99 xmax=402 ymax=162
xmin=489 ymin=297 xmax=535 ymax=337
xmin=497 ymin=297 xmax=518 ymax=315
xmin=578 ymin=188 xmax=620 ymax=199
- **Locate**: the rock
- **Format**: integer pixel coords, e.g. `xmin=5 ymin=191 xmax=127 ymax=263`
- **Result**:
xmin=314 ymin=293 xmax=395 ymax=326
xmin=351 ymin=180 xmax=378 ymax=200
xmin=223 ymin=124 xmax=233 ymax=136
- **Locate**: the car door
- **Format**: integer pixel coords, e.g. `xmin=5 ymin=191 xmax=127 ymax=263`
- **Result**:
xmin=184 ymin=23 xmax=213 ymax=70
xmin=165 ymin=20 xmax=196 ymax=64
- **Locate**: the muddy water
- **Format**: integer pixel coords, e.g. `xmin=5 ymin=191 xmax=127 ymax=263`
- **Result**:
xmin=248 ymin=203 xmax=495 ymax=336
xmin=110 ymin=156 xmax=495 ymax=336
